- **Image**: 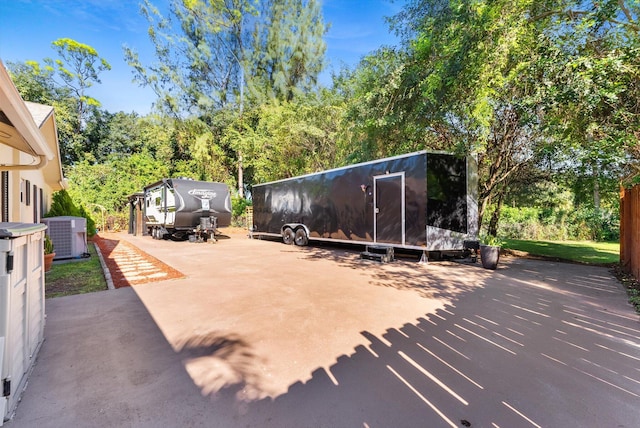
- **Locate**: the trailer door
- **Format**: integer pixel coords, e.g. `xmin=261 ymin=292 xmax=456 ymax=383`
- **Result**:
xmin=374 ymin=172 xmax=405 ymax=245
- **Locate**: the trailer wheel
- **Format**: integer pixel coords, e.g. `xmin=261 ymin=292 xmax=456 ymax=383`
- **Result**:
xmin=169 ymin=232 xmax=188 ymax=241
xmin=294 ymin=228 xmax=308 ymax=246
xmin=282 ymin=227 xmax=295 ymax=245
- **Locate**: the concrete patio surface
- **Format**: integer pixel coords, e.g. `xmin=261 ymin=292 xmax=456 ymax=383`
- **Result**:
xmin=6 ymin=232 xmax=640 ymax=427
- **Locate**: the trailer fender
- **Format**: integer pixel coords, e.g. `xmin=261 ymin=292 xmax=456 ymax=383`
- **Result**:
xmin=282 ymin=223 xmax=310 ymax=246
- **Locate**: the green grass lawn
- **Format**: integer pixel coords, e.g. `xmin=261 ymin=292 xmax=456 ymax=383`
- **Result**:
xmin=502 ymin=238 xmax=620 ymax=265
xmin=45 ymin=241 xmax=108 ymax=298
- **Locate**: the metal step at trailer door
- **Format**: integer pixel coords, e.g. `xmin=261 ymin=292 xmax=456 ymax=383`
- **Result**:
xmin=360 ymin=245 xmax=395 ymax=263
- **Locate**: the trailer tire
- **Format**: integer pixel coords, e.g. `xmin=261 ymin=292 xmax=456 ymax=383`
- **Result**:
xmin=282 ymin=227 xmax=295 ymax=245
xmin=294 ymin=228 xmax=308 ymax=246
xmin=169 ymin=232 xmax=188 ymax=241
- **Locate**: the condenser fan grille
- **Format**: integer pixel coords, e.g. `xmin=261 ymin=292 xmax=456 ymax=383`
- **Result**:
xmin=48 ymin=220 xmax=73 ymax=257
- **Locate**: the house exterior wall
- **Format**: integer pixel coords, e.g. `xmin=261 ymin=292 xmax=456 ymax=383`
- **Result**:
xmin=0 ymin=64 xmax=62 ymax=224
xmin=0 ymin=147 xmax=54 ymax=224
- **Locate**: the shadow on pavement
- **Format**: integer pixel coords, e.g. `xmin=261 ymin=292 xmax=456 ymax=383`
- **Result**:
xmin=204 ymin=259 xmax=639 ymax=427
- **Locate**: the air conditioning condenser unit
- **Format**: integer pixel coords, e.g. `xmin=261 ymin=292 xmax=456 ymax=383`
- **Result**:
xmin=41 ymin=216 xmax=87 ymax=260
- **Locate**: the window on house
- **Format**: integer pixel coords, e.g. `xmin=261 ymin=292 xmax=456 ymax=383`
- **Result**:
xmin=33 ymin=184 xmax=38 ymax=222
xmin=40 ymin=188 xmax=44 ymax=219
xmin=1 ymin=171 xmax=8 ymax=222
xmin=26 ymin=180 xmax=31 ymax=206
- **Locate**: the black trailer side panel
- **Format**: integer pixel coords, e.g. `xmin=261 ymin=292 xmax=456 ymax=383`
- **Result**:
xmin=252 ymin=153 xmax=431 ymax=246
xmin=171 ymin=180 xmax=232 ymax=229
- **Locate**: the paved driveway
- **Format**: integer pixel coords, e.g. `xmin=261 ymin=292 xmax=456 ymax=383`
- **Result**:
xmin=6 ymin=232 xmax=640 ymax=427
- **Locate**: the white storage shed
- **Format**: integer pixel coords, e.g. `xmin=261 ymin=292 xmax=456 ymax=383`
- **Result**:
xmin=0 ymin=223 xmax=46 ymax=425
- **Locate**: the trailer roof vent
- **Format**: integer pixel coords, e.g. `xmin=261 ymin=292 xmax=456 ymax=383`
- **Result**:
xmin=41 ymin=216 xmax=87 ymax=260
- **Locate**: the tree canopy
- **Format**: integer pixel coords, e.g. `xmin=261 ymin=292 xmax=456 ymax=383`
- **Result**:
xmin=8 ymin=1 xmax=639 ymax=240
xmin=45 ymin=38 xmax=111 ymax=131
xmin=124 ymin=0 xmax=328 ymax=117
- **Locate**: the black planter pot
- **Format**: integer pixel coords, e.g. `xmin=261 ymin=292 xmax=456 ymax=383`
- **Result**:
xmin=480 ymin=245 xmax=500 ymax=270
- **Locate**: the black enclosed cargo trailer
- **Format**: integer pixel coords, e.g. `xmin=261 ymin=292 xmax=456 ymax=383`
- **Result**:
xmin=143 ymin=178 xmax=232 ymax=241
xmin=251 ymin=151 xmax=478 ymax=256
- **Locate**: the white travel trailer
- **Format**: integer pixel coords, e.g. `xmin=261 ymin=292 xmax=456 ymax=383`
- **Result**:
xmin=144 ymin=178 xmax=232 ymax=241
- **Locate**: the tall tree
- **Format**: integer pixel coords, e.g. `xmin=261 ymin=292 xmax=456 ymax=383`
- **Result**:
xmin=44 ymin=38 xmax=111 ymax=132
xmin=125 ymin=0 xmax=328 ymax=116
xmin=66 ymin=151 xmax=170 ymax=212
xmin=8 ymin=60 xmax=83 ymax=165
xmin=387 ymin=0 xmax=639 ymax=234
xmin=7 ymin=60 xmax=60 ymax=105
xmin=530 ymin=1 xmax=640 ymax=209
xmin=124 ymin=0 xmax=255 ymax=116
xmin=124 ymin=0 xmax=329 ymax=196
xmin=83 ymin=111 xmax=150 ymax=162
xmin=249 ymin=0 xmax=328 ymax=102
xmin=385 ymin=0 xmax=552 ymax=232
xmin=226 ymin=91 xmax=345 ymax=183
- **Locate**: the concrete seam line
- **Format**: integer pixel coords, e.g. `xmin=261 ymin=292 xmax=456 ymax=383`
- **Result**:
xmin=94 ymin=241 xmax=115 ymax=290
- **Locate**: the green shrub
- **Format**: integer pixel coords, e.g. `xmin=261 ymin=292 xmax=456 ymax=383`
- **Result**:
xmin=231 ymin=196 xmax=251 ymax=218
xmin=78 ymin=206 xmax=96 ymax=238
xmin=44 ymin=234 xmax=54 ymax=254
xmin=492 ymin=205 xmax=619 ymax=242
xmin=565 ymin=208 xmax=620 ymax=242
xmin=494 ymin=206 xmax=543 ymax=240
xmin=44 ymin=190 xmax=97 ymax=237
xmin=45 ymin=190 xmax=79 ymax=217
xmin=105 ymin=212 xmax=129 ymax=232
xmin=231 ymin=196 xmax=252 ymax=226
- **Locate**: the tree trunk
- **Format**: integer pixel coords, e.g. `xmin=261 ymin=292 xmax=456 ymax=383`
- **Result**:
xmin=238 ymin=151 xmax=244 ymax=198
xmin=488 ymin=190 xmax=505 ymax=237
xmin=478 ymin=195 xmax=489 ymax=233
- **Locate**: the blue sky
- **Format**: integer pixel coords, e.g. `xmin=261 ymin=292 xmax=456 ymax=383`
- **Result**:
xmin=0 ymin=0 xmax=404 ymax=115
